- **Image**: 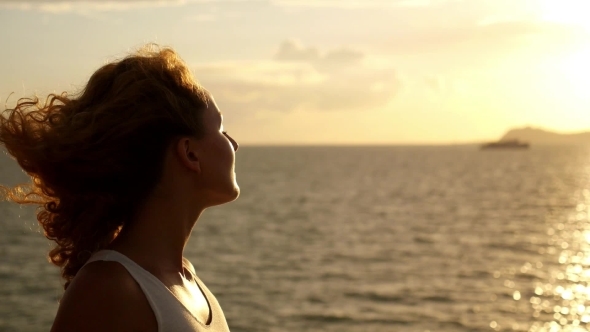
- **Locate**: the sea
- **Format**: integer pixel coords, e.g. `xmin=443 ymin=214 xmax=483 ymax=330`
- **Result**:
xmin=1 ymin=145 xmax=590 ymax=332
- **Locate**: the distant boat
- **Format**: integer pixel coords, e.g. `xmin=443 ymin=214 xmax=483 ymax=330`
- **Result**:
xmin=480 ymin=139 xmax=530 ymax=150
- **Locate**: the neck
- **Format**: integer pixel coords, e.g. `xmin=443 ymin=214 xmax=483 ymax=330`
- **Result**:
xmin=107 ymin=190 xmax=206 ymax=273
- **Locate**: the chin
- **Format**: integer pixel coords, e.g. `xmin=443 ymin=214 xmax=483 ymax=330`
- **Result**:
xmin=209 ymin=184 xmax=240 ymax=207
xmin=228 ymin=184 xmax=240 ymax=201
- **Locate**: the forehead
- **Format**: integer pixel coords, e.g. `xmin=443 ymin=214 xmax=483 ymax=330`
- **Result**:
xmin=203 ymin=95 xmax=222 ymax=122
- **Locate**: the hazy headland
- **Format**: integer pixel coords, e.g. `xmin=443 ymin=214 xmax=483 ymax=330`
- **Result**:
xmin=488 ymin=127 xmax=590 ymax=145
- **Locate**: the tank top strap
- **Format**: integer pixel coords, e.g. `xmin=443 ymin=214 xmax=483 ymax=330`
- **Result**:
xmin=81 ymin=249 xmax=230 ymax=332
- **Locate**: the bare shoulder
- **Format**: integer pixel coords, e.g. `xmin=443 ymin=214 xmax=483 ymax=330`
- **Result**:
xmin=51 ymin=260 xmax=158 ymax=332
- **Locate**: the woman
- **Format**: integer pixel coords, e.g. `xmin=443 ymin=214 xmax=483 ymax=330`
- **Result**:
xmin=0 ymin=44 xmax=239 ymax=331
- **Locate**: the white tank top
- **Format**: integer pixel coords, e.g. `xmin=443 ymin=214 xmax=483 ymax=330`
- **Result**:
xmin=84 ymin=250 xmax=231 ymax=332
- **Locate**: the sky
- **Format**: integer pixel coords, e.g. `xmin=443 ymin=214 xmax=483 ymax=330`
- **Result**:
xmin=0 ymin=0 xmax=589 ymax=145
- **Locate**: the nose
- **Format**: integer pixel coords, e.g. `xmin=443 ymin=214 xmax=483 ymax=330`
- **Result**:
xmin=232 ymin=138 xmax=239 ymax=152
xmin=227 ymin=134 xmax=239 ymax=152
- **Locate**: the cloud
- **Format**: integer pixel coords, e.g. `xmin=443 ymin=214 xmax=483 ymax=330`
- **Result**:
xmin=0 ymin=0 xmax=459 ymax=12
xmin=273 ymin=40 xmax=320 ymax=63
xmin=423 ymin=76 xmax=442 ymax=92
xmin=184 ymin=12 xmax=217 ymax=22
xmin=422 ymin=75 xmax=470 ymax=97
xmin=270 ymin=0 xmax=457 ymax=8
xmin=0 ymin=0 xmax=209 ymax=12
xmin=273 ymin=40 xmax=364 ymax=72
xmin=386 ymin=19 xmax=590 ymax=56
xmin=194 ymin=41 xmax=400 ymax=117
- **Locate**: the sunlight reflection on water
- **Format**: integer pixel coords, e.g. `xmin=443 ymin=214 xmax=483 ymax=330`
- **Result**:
xmin=528 ymin=187 xmax=590 ymax=331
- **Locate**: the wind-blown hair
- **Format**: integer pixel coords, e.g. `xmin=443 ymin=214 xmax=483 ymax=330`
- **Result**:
xmin=0 ymin=44 xmax=209 ymax=289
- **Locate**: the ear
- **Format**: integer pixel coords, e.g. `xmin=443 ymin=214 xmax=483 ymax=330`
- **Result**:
xmin=175 ymin=137 xmax=201 ymax=173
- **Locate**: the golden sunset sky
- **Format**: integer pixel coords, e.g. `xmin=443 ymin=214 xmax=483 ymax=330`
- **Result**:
xmin=0 ymin=0 xmax=588 ymax=145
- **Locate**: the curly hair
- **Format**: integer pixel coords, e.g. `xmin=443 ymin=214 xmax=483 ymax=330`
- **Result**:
xmin=0 ymin=44 xmax=210 ymax=290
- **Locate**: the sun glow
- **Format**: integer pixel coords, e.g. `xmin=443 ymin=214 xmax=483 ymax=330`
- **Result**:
xmin=540 ymin=0 xmax=590 ymax=32
xmin=555 ymin=46 xmax=590 ymax=100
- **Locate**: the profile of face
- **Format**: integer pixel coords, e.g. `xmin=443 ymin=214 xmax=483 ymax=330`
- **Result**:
xmin=185 ymin=96 xmax=240 ymax=207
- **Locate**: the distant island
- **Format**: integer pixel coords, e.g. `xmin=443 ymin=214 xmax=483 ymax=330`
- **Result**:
xmin=489 ymin=127 xmax=590 ymax=146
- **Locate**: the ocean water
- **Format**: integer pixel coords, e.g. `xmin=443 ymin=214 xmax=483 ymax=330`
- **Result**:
xmin=1 ymin=145 xmax=590 ymax=332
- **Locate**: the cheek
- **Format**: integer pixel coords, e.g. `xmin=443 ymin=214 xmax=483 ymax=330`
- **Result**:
xmin=219 ymin=138 xmax=235 ymax=162
xmin=210 ymin=138 xmax=235 ymax=170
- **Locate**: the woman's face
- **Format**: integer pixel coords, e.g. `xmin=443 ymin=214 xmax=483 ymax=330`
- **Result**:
xmin=195 ymin=97 xmax=240 ymax=206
